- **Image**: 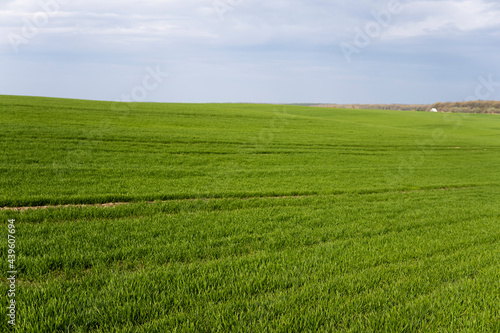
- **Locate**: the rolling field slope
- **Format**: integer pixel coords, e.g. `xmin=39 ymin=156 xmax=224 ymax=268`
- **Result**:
xmin=1 ymin=95 xmax=499 ymax=332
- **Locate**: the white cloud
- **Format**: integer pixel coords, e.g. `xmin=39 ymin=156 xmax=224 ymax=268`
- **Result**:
xmin=0 ymin=0 xmax=499 ymax=103
xmin=385 ymin=0 xmax=500 ymax=39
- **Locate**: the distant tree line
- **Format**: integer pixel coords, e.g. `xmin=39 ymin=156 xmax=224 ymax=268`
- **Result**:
xmin=310 ymin=101 xmax=500 ymax=114
xmin=311 ymin=104 xmax=428 ymax=111
xmin=427 ymin=101 xmax=500 ymax=114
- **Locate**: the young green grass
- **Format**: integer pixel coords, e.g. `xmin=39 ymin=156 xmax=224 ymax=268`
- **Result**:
xmin=0 ymin=95 xmax=499 ymax=332
xmin=1 ymin=96 xmax=498 ymax=206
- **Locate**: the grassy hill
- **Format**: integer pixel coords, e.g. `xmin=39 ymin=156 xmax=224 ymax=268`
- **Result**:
xmin=1 ymin=95 xmax=498 ymax=206
xmin=1 ymin=95 xmax=499 ymax=331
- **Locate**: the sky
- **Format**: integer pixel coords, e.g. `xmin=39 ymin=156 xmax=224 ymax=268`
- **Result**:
xmin=1 ymin=0 xmax=500 ymax=104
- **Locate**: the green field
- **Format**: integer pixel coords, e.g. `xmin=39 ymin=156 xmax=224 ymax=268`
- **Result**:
xmin=1 ymin=95 xmax=499 ymax=332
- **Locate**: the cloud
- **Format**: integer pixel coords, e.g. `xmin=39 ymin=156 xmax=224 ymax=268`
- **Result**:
xmin=0 ymin=0 xmax=499 ymax=103
xmin=385 ymin=0 xmax=500 ymax=39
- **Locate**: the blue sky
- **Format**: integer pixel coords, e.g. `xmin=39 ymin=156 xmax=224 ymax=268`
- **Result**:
xmin=1 ymin=0 xmax=499 ymax=104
